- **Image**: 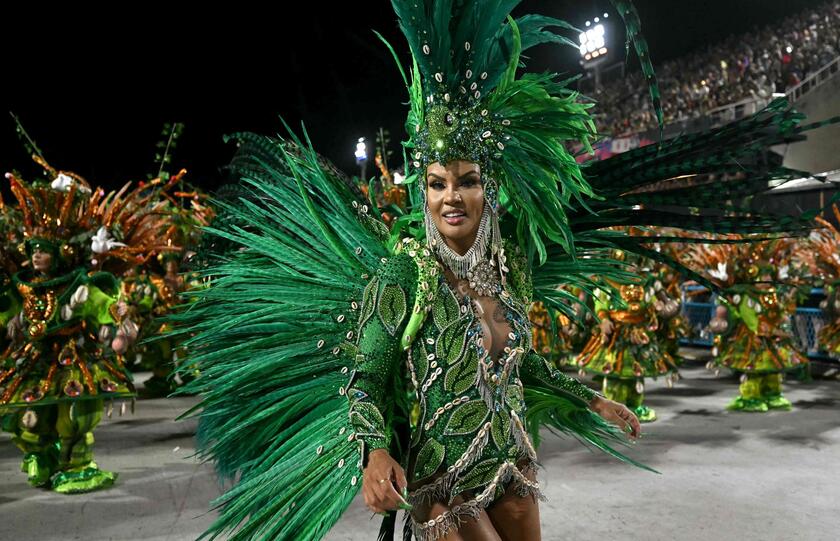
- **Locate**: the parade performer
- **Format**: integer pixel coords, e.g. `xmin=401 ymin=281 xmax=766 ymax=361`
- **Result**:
xmin=803 ymin=205 xmax=840 ymax=359
xmin=693 ymin=238 xmax=810 ymax=411
xmin=576 ymin=255 xmax=682 ymax=422
xmin=0 ymin=158 xmax=180 ymax=492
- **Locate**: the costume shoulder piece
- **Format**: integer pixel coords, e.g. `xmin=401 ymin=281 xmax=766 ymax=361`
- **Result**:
xmin=392 ymin=236 xmax=441 ymax=350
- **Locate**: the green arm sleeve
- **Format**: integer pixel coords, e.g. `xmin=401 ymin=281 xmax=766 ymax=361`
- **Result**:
xmin=346 ymin=254 xmax=417 ymax=453
xmin=507 ymin=241 xmax=597 ymax=404
xmin=520 ymin=350 xmax=597 ymax=404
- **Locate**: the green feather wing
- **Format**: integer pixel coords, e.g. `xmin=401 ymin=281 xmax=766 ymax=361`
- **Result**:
xmin=167 ymin=126 xmax=389 ymax=540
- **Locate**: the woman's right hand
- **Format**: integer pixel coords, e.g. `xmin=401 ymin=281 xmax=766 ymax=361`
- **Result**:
xmin=362 ymin=449 xmax=411 ymax=514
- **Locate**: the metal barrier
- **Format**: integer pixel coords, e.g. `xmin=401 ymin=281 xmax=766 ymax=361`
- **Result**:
xmin=788 ymin=56 xmax=840 ymax=103
xmin=680 ymin=285 xmax=717 ymax=347
xmin=792 ymin=288 xmax=834 ymax=360
xmin=792 ymin=307 xmax=828 ymax=356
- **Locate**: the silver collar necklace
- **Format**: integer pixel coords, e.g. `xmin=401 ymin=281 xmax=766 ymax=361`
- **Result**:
xmin=426 ymin=203 xmax=491 ymax=280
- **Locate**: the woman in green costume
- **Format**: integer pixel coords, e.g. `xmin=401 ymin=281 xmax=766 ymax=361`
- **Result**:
xmin=169 ymin=2 xmax=829 ymax=540
xmin=353 ymin=160 xmax=639 ymax=539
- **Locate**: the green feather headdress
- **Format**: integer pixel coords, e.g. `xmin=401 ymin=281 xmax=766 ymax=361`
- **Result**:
xmin=386 ymin=0 xmax=660 ymax=263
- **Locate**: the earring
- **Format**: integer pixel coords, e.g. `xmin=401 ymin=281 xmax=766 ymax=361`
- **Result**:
xmin=424 ymin=201 xmax=437 ymax=249
xmin=483 ymin=179 xmax=506 ymax=283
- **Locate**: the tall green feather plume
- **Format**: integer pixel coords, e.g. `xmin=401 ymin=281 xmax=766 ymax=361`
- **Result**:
xmin=390 ymin=1 xmax=600 ymax=263
xmin=608 ymin=0 xmax=663 ymax=132
xmin=565 ymin=99 xmax=833 ymax=254
xmin=528 ymin=96 xmax=840 ymax=330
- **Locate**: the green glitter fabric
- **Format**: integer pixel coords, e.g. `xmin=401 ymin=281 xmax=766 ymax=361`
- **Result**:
xmin=348 ymin=252 xmax=418 ymax=453
xmin=347 ymin=236 xmax=609 ymax=539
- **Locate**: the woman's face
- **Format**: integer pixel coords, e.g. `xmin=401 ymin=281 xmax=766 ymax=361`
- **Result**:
xmin=426 ymin=160 xmax=484 ymax=254
xmin=32 ymin=249 xmax=53 ymax=273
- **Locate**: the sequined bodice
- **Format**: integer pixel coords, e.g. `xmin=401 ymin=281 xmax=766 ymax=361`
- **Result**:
xmin=442 ymin=270 xmax=523 ymax=362
xmin=346 ymin=243 xmax=597 ymax=518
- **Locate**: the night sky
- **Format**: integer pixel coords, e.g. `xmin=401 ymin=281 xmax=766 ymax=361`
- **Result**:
xmin=1 ymin=0 xmax=827 ymax=192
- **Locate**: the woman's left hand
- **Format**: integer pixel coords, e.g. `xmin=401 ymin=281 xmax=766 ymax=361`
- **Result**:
xmin=589 ymin=396 xmax=642 ymax=439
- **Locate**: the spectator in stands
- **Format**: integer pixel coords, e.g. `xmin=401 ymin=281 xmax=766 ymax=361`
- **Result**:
xmin=592 ymin=1 xmax=840 ymax=137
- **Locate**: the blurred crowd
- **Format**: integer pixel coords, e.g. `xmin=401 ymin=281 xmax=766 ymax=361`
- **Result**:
xmin=594 ymin=1 xmax=840 ymax=136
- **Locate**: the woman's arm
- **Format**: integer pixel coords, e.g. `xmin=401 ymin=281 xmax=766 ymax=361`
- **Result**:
xmin=346 ymin=254 xmax=417 ymax=513
xmin=520 ymin=350 xmax=641 ymax=438
xmin=346 ymin=253 xmax=417 ymax=454
xmin=510 ymin=242 xmax=640 ymax=437
xmin=346 ymin=287 xmax=404 ymax=454
xmin=520 ymin=349 xmax=597 ymax=404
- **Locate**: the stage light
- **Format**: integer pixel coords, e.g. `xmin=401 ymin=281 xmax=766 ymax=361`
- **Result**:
xmin=579 ymin=13 xmax=610 ymax=90
xmin=580 ymin=24 xmax=606 ymax=58
xmin=354 ymin=138 xmax=367 ymax=162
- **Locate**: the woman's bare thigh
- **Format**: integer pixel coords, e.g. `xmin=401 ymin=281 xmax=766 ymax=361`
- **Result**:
xmin=413 ymin=497 xmax=503 ymax=541
xmin=485 ymin=470 xmax=541 ymax=541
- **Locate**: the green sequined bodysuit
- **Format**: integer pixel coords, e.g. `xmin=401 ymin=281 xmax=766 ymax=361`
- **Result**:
xmin=347 ymin=239 xmax=596 ymax=539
